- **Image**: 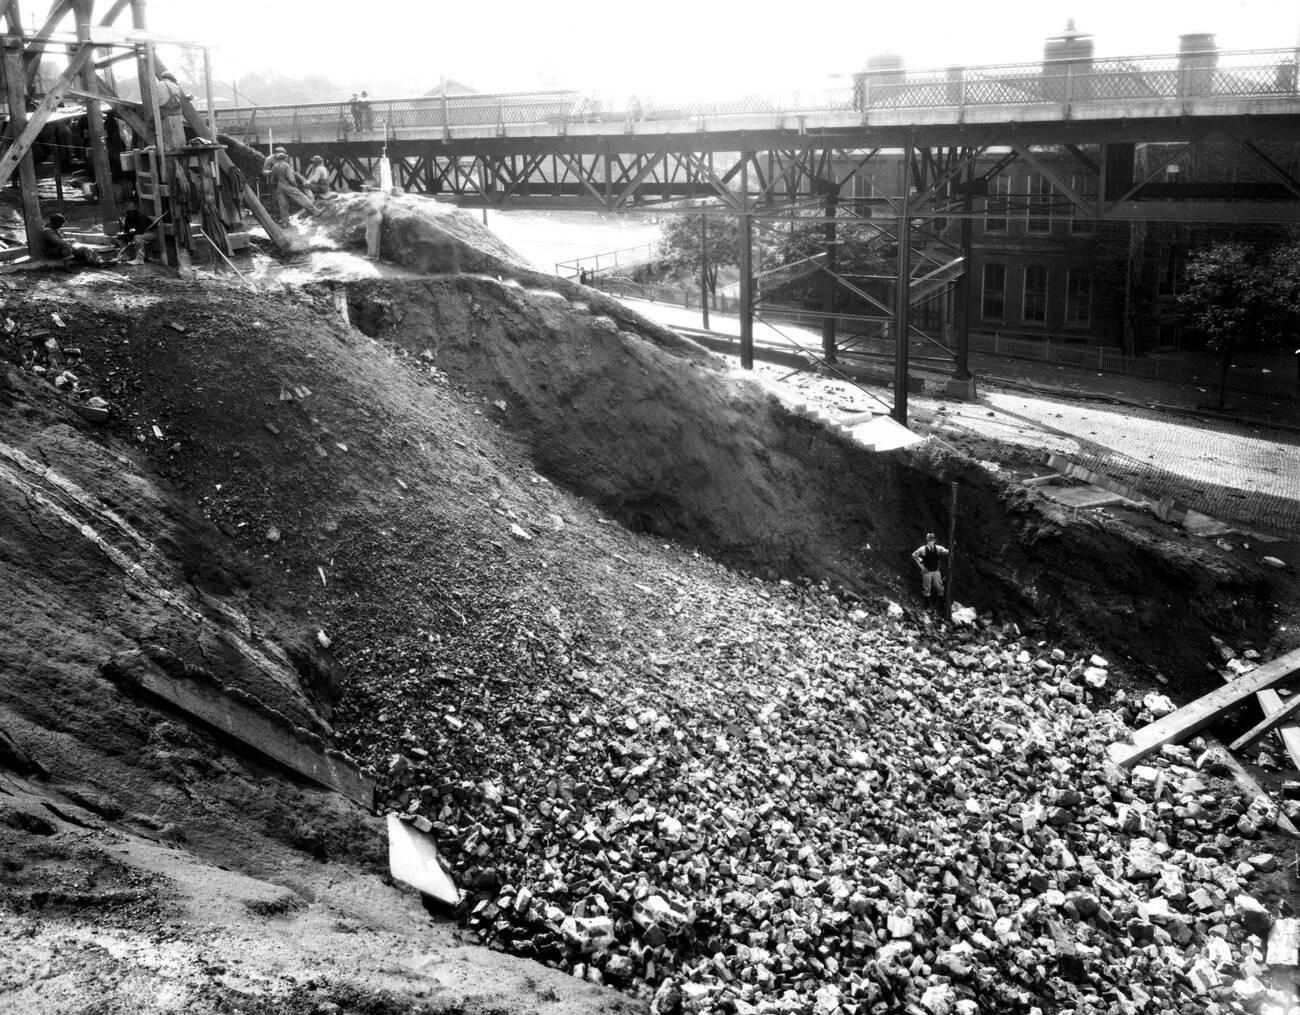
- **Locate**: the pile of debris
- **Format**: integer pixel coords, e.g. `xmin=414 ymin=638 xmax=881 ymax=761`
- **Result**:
xmin=368 ymin=580 xmax=1299 ymax=1015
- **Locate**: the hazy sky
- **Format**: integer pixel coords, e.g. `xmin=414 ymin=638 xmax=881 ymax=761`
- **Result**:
xmin=142 ymin=0 xmax=1300 ymax=101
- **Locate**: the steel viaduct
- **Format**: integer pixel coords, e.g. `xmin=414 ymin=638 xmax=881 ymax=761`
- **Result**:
xmin=215 ymin=48 xmax=1300 ymax=422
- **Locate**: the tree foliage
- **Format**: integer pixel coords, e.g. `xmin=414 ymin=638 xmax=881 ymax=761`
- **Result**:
xmin=1178 ymin=239 xmax=1300 ymax=353
xmin=1178 ymin=237 xmax=1300 ymax=406
xmin=658 ymin=209 xmax=891 ymax=302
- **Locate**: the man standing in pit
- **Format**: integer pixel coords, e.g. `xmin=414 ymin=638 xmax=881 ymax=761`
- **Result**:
xmin=911 ymin=532 xmax=949 ymax=608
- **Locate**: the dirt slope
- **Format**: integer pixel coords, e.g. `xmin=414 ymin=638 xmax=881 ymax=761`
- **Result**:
xmin=0 ymin=193 xmax=1293 ymax=1013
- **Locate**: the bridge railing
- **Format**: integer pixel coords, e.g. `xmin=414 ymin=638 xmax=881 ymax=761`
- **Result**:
xmin=854 ymin=48 xmax=1299 ymax=111
xmin=210 ymin=48 xmax=1300 ymax=142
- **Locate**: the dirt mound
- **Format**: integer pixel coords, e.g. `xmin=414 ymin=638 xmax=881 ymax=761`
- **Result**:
xmin=0 ymin=193 xmax=1292 ymax=1012
xmin=336 ymin=267 xmax=1274 ymax=681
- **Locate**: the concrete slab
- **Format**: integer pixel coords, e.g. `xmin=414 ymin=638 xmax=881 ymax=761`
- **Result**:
xmin=846 ymin=415 xmax=926 ymax=451
xmin=387 ymin=813 xmax=461 ymax=905
xmin=1038 ymin=485 xmax=1129 ymax=509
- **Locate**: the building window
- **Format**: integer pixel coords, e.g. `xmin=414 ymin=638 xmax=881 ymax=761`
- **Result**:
xmin=1070 ymin=173 xmax=1096 ymax=234
xmin=981 ymin=263 xmax=1006 ymax=321
xmin=1023 ymin=265 xmax=1049 ymax=323
xmin=1157 ymin=248 xmax=1186 ymax=296
xmin=985 ymin=175 xmax=1010 ymax=233
xmin=1065 ymin=268 xmax=1092 ymax=327
xmin=1026 ymin=173 xmax=1053 ymax=233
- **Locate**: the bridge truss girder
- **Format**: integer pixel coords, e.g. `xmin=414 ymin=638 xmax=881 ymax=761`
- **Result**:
xmin=299 ymin=114 xmax=1300 ymax=422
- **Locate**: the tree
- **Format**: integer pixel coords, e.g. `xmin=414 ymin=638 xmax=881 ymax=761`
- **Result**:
xmin=658 ymin=212 xmax=740 ymax=295
xmin=1178 ymin=239 xmax=1299 ymax=408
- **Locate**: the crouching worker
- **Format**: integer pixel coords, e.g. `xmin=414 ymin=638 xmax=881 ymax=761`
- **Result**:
xmin=304 ymin=155 xmax=333 ymax=199
xmin=114 ymin=202 xmax=153 ymax=264
xmin=911 ymin=531 xmax=949 ymax=608
xmin=41 ymin=214 xmax=117 ymax=268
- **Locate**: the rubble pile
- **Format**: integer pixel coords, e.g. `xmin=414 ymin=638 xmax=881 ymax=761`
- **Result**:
xmin=361 ymin=580 xmax=1298 ymax=1015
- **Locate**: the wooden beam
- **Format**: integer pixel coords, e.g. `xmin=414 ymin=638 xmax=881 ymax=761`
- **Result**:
xmin=152 ymin=57 xmax=290 ymax=250
xmin=24 ymin=0 xmax=74 ymax=89
xmin=1255 ymin=687 xmax=1300 ymax=771
xmin=73 ymin=0 xmax=118 ymax=228
xmin=1 ymin=39 xmax=42 ymax=250
xmin=1205 ymin=733 xmax=1300 ymax=837
xmin=1108 ymin=647 xmax=1300 ymax=768
xmin=1230 ymin=690 xmax=1300 ymax=752
xmin=0 ymin=39 xmax=93 ymax=189
xmin=97 ymin=0 xmax=130 ymax=25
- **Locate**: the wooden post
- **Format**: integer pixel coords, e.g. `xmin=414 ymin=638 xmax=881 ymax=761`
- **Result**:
xmin=892 ymin=129 xmax=913 ymax=425
xmin=944 ymin=481 xmax=958 ymax=620
xmin=73 ymin=0 xmax=117 ymax=230
xmin=0 ymin=35 xmax=42 ymax=253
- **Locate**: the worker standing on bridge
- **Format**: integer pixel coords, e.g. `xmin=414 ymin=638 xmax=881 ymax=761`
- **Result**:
xmin=267 ymin=152 xmax=319 ymax=222
xmin=911 ymin=532 xmax=949 ymax=609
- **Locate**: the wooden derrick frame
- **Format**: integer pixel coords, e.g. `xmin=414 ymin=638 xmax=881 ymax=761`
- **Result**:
xmin=0 ymin=0 xmax=283 ymax=262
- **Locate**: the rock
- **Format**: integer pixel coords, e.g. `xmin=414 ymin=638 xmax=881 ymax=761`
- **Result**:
xmin=1231 ymin=975 xmax=1267 ymax=1005
xmin=1262 ymin=556 xmax=1287 ymax=569
xmin=560 ymin=915 xmax=615 ymax=955
xmin=1142 ymin=693 xmax=1176 ymax=718
xmin=1236 ymin=894 xmax=1272 ymax=939
xmin=1266 ymin=918 xmax=1300 ymax=968
xmin=633 ymin=895 xmax=689 ymax=934
xmin=920 ymin=983 xmax=956 ymax=1014
xmin=1082 ymin=666 xmax=1108 ymax=688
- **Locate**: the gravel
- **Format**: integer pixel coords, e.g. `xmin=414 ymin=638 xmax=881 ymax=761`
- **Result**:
xmin=356 ymin=575 xmax=1297 ymax=1014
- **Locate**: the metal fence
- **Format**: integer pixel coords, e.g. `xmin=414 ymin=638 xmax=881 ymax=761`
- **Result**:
xmin=210 ymin=48 xmax=1300 ymax=142
xmin=588 ymin=275 xmax=1297 ymax=398
xmin=970 ymin=332 xmax=1297 ymax=398
xmin=555 ymin=243 xmax=658 ymax=281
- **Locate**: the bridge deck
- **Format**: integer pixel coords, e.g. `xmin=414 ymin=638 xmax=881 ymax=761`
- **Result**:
xmin=214 ymin=47 xmax=1300 ymax=150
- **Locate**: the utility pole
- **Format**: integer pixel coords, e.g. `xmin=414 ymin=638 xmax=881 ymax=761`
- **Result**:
xmin=699 ymin=213 xmax=710 ymax=330
xmin=892 ymin=129 xmax=914 ymax=424
xmin=944 ymin=481 xmax=959 ymax=620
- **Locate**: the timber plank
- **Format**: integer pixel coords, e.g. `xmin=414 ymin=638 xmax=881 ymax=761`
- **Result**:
xmin=1230 ymin=688 xmax=1300 ymax=753
xmin=1108 ymin=646 xmax=1300 ymax=768
xmin=108 ymin=654 xmax=374 ymax=807
xmin=1255 ymin=686 xmax=1300 ymax=771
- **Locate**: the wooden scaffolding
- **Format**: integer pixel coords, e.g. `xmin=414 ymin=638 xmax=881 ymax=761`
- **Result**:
xmin=0 ymin=0 xmax=283 ymax=266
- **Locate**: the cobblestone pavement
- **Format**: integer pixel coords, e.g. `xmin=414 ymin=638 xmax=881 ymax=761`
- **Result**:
xmin=926 ymin=392 xmax=1300 ymax=535
xmin=626 ymin=299 xmax=1300 ymax=536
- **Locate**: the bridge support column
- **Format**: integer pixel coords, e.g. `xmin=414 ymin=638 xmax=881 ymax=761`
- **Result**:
xmin=947 ymin=163 xmax=977 ymax=401
xmin=739 ymin=211 xmax=753 ymax=369
xmin=820 ymin=186 xmax=838 ymax=363
xmin=892 ymin=132 xmax=913 ymax=425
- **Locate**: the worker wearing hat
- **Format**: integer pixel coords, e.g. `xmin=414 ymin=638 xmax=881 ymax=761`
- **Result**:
xmin=304 ymin=154 xmax=332 ymax=198
xmin=261 ymin=145 xmax=290 ymax=180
